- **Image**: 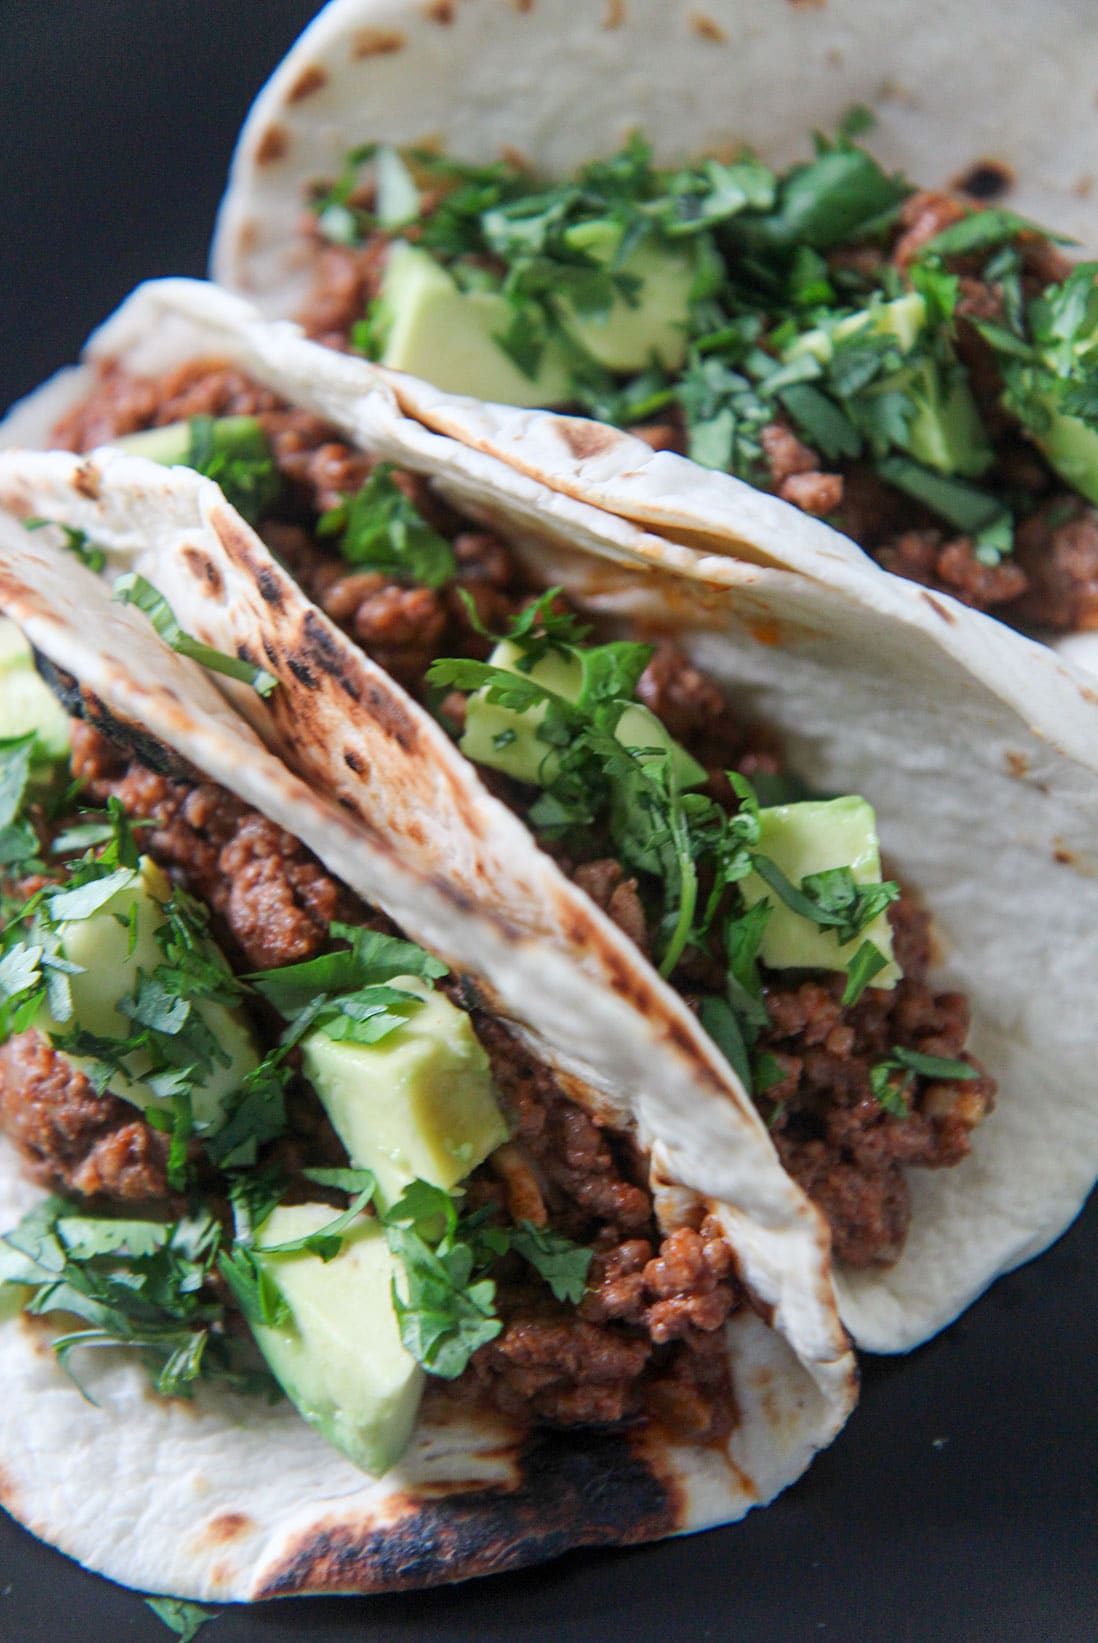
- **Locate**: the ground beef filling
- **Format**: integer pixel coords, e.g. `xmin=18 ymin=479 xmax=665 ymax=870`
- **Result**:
xmin=290 ymin=189 xmax=1096 ymax=632
xmin=53 ymin=360 xmax=994 ymax=1268
xmin=0 ymin=724 xmax=741 ymax=1440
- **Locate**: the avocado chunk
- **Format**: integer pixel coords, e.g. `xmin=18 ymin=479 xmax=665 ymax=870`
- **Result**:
xmin=1029 ymin=404 xmax=1098 ymax=505
xmin=0 ymin=618 xmax=70 ymax=765
xmin=460 ymin=639 xmax=707 ymax=790
xmin=556 ymin=219 xmax=695 ymax=373
xmin=901 ymin=360 xmax=992 ymax=478
xmin=41 ymin=857 xmax=259 ymax=1128
xmin=301 ymin=975 xmax=508 ymax=1206
xmin=377 ymin=243 xmax=573 ymax=405
xmin=786 ymin=292 xmax=929 ymax=367
xmin=741 ymin=797 xmax=900 ymax=984
xmin=786 ymin=294 xmax=990 ymax=477
xmin=250 ymin=1204 xmax=425 ymax=1476
xmin=113 ymin=422 xmax=194 ymax=466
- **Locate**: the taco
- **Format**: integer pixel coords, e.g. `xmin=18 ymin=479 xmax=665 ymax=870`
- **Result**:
xmin=1 ymin=276 xmax=1095 ymax=1360
xmin=211 ymin=0 xmax=1098 ymax=637
xmin=0 ymin=500 xmax=859 ymax=1600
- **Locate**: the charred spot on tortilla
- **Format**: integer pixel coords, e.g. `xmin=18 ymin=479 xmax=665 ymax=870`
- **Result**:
xmin=362 ymin=678 xmax=420 ymax=752
xmin=300 ymin=608 xmax=354 ymax=680
xmin=954 ymin=160 xmax=1014 ymax=201
xmin=198 ymin=1511 xmax=256 ymax=1549
xmin=285 ymin=655 xmax=319 ymax=690
xmin=921 ymin=594 xmax=958 ymax=625
xmin=255 ymin=125 xmax=289 ymax=168
xmin=688 ymin=11 xmax=728 ymax=41
xmin=557 ymin=419 xmax=622 ymax=463
xmin=286 ymin=64 xmax=328 ymax=103
xmin=256 ymin=565 xmax=284 ymax=608
xmin=1005 ymin=751 xmax=1029 ymax=779
xmin=182 ymin=544 xmax=224 ymax=597
xmin=342 ymin=747 xmax=365 ymax=774
xmin=72 ymin=461 xmax=101 ymax=502
xmin=602 ymin=0 xmax=626 ymax=27
xmin=424 ymin=0 xmax=455 ymax=22
xmin=256 ymin=1428 xmax=679 ymax=1598
xmin=351 ymin=27 xmax=406 ymax=58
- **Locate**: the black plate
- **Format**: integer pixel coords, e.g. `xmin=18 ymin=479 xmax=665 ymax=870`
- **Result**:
xmin=1 ymin=6 xmax=1095 ymax=1639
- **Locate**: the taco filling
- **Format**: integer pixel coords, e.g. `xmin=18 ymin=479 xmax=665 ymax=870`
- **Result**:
xmin=285 ymin=133 xmax=1098 ymax=632
xmin=0 ymin=653 xmax=757 ymax=1464
xmin=47 ymin=358 xmax=994 ymax=1272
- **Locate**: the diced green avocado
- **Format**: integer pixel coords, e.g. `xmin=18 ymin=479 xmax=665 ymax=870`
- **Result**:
xmin=378 ymin=242 xmax=573 ymax=405
xmin=786 ymin=292 xmax=929 ymax=367
xmin=900 ymin=361 xmax=992 ymax=478
xmin=556 ymin=219 xmax=695 ymax=373
xmin=460 ymin=639 xmax=583 ymax=786
xmin=0 ymin=618 xmax=70 ymax=765
xmin=786 ymin=292 xmax=990 ymax=477
xmin=1030 ymin=404 xmax=1098 ymax=505
xmin=250 ymin=1204 xmax=425 ymax=1476
xmin=301 ymin=975 xmax=508 ymax=1206
xmin=40 ymin=857 xmax=259 ymax=1128
xmin=460 ymin=639 xmax=706 ymax=790
xmin=740 ymin=797 xmax=900 ymax=985
xmin=113 ymin=422 xmax=194 ymax=465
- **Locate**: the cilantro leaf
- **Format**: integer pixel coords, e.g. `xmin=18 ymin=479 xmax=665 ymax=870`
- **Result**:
xmin=317 ymin=465 xmax=456 ymax=589
xmin=186 ymin=415 xmax=281 ymax=527
xmin=919 ymin=208 xmax=1070 ymax=260
xmin=870 ymin=1045 xmax=980 ymax=1116
xmin=385 ymin=1222 xmax=501 ymax=1379
xmin=842 ymin=939 xmax=889 ymax=1005
xmin=509 ymin=1221 xmax=592 ymax=1304
xmin=112 ymin=573 xmax=278 ymax=697
xmin=144 ymin=1598 xmax=218 ymax=1642
xmin=752 ymin=855 xmax=898 ymax=946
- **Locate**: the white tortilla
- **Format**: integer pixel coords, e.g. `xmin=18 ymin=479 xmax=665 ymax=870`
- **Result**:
xmin=0 ymin=509 xmax=854 ymax=1598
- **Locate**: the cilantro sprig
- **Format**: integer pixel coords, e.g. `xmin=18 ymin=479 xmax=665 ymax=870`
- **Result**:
xmin=317 ymin=464 xmax=456 ymax=588
xmin=0 ymin=1197 xmax=272 ymax=1400
xmin=870 ymin=1045 xmax=981 ymax=1117
xmin=431 ymin=608 xmax=901 ymax=1086
xmin=112 ymin=573 xmax=278 ymax=698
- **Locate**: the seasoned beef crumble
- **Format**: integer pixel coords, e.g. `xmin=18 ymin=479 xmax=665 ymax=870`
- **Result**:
xmin=47 ymin=355 xmax=995 ymax=1274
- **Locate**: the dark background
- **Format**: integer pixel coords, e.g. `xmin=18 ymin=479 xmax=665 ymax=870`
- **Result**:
xmin=0 ymin=4 xmax=1095 ymax=1639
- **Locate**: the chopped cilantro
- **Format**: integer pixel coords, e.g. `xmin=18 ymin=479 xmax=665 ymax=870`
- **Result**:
xmin=918 ymin=207 xmax=1070 ymax=260
xmin=841 ymin=939 xmax=889 ymax=1005
xmin=870 ymin=1045 xmax=980 ymax=1116
xmin=112 ymin=573 xmax=278 ymax=698
xmin=249 ymin=924 xmax=446 ymax=1048
xmin=0 ymin=1197 xmax=270 ymax=1401
xmin=317 ymin=464 xmax=456 ymax=588
xmin=186 ymin=415 xmax=281 ymax=527
xmin=144 ymin=1598 xmax=218 ymax=1642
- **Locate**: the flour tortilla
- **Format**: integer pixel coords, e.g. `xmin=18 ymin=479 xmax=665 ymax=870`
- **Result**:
xmin=1 ymin=277 xmax=1097 ymax=1357
xmin=0 ymin=506 xmax=855 ymax=1598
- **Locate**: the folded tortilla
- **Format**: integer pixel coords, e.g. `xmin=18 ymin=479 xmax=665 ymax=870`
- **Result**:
xmin=0 ymin=505 xmax=856 ymax=1598
xmin=1 ymin=277 xmax=1096 ymax=1359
